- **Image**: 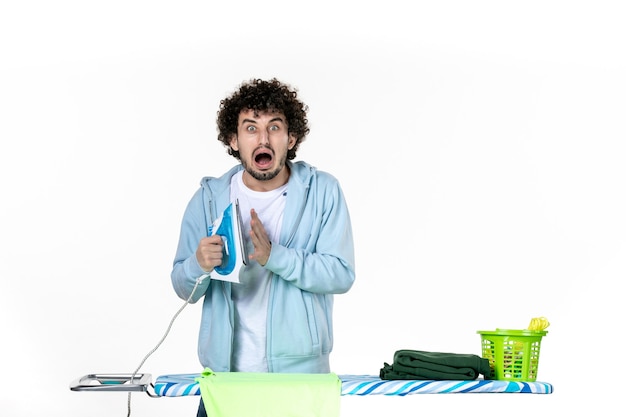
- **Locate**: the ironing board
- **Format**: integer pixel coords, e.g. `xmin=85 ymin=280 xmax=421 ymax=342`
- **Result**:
xmin=153 ymin=373 xmax=553 ymax=396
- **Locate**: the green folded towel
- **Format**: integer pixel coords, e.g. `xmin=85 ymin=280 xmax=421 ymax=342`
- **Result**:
xmin=380 ymin=349 xmax=491 ymax=380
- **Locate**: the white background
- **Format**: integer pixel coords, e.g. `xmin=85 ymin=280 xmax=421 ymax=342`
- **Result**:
xmin=1 ymin=1 xmax=624 ymax=416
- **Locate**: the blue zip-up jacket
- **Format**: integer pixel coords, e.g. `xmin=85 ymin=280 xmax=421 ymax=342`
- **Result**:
xmin=171 ymin=161 xmax=355 ymax=373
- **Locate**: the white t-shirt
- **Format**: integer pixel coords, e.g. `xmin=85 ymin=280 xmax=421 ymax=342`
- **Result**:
xmin=229 ymin=170 xmax=287 ymax=372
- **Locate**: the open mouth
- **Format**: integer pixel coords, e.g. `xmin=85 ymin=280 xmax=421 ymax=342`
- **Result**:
xmin=253 ymin=148 xmax=274 ymax=170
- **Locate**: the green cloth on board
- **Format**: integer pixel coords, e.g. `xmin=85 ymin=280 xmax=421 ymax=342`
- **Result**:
xmin=196 ymin=368 xmax=341 ymax=417
xmin=380 ymin=349 xmax=491 ymax=380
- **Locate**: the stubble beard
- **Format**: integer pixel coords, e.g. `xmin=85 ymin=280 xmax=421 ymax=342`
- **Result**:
xmin=241 ymin=153 xmax=287 ymax=182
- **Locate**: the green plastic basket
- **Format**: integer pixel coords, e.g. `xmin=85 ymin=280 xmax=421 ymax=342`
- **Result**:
xmin=477 ymin=329 xmax=548 ymax=382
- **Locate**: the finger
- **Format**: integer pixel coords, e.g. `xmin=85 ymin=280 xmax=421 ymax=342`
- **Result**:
xmin=202 ymin=235 xmax=224 ymax=245
xmin=249 ymin=214 xmax=268 ymax=241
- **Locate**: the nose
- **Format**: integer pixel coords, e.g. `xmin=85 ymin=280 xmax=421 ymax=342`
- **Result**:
xmin=259 ymin=129 xmax=269 ymax=145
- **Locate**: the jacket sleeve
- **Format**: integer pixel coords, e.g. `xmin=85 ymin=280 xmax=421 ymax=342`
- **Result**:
xmin=264 ymin=176 xmax=356 ymax=294
xmin=170 ymin=187 xmax=212 ymax=303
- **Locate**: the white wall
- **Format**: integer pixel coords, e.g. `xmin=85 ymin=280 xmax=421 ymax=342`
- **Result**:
xmin=1 ymin=1 xmax=624 ymax=416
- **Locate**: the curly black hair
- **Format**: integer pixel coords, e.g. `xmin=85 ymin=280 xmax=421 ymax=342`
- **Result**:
xmin=216 ymin=78 xmax=310 ymax=160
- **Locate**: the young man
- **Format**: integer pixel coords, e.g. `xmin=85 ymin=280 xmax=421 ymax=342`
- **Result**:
xmin=170 ymin=78 xmax=356 ymax=416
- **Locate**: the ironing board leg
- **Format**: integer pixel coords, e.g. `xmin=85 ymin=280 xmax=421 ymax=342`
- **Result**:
xmin=196 ymin=397 xmax=207 ymax=417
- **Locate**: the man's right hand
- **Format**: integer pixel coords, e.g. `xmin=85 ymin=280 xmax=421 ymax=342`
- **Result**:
xmin=196 ymin=235 xmax=224 ymax=272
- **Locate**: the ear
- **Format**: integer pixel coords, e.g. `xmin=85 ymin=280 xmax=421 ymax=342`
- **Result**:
xmin=287 ymin=134 xmax=297 ymax=150
xmin=229 ymin=134 xmax=239 ymax=151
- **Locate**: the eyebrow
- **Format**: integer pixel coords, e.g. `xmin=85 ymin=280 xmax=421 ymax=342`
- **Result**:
xmin=241 ymin=117 xmax=285 ymax=125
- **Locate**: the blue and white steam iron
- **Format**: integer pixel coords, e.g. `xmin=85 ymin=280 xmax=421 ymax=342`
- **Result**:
xmin=209 ymin=199 xmax=248 ymax=277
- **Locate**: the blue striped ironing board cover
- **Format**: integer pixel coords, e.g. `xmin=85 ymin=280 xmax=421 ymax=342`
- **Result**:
xmin=153 ymin=374 xmax=553 ymax=396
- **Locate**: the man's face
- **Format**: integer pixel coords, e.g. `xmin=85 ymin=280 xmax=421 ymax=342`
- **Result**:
xmin=230 ymin=109 xmax=295 ymax=186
